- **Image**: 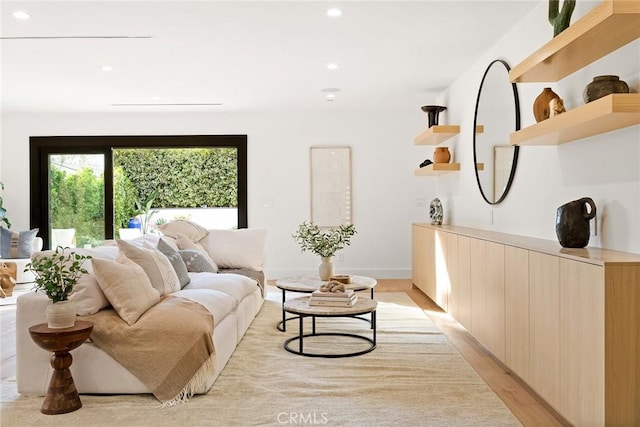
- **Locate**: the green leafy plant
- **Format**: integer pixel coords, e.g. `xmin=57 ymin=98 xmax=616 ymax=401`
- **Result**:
xmin=134 ymin=190 xmax=160 ymax=234
xmin=292 ymin=222 xmax=356 ymax=258
xmin=0 ymin=181 xmax=11 ymax=228
xmin=25 ymin=247 xmax=91 ymax=303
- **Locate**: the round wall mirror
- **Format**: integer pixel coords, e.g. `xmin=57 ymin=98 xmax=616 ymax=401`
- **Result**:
xmin=473 ymin=59 xmax=520 ymax=205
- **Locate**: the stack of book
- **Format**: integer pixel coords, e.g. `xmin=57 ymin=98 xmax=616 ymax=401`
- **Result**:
xmin=309 ymin=289 xmax=357 ymax=307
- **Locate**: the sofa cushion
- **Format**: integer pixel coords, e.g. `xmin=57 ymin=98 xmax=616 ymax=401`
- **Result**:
xmin=179 ymin=249 xmax=218 ymax=273
xmin=0 ymin=227 xmax=39 ymax=259
xmin=92 ymin=256 xmax=161 ymax=325
xmin=158 ymin=220 xmax=208 ymax=242
xmin=184 ymin=272 xmax=259 ymax=304
xmin=117 ymin=240 xmax=180 ymax=295
xmin=171 ymin=288 xmax=236 ymax=324
xmin=156 ymin=238 xmax=190 ymax=289
xmin=199 ymin=228 xmax=266 ymax=271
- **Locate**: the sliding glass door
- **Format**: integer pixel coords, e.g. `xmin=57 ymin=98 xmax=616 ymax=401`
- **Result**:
xmin=30 ymin=135 xmax=247 ymax=249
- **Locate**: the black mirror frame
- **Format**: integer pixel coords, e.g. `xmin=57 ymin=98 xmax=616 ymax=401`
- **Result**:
xmin=472 ymin=59 xmax=521 ymax=205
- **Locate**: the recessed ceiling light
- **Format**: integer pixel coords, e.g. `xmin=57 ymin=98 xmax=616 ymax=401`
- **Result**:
xmin=327 ymin=8 xmax=342 ymax=17
xmin=321 ymin=88 xmax=341 ymax=94
xmin=12 ymin=11 xmax=31 ymax=20
xmin=152 ymin=96 xmax=161 ymax=100
xmin=326 ymin=94 xmax=336 ymax=99
xmin=327 ymin=63 xmax=338 ymax=71
xmin=101 ymin=65 xmax=114 ymax=72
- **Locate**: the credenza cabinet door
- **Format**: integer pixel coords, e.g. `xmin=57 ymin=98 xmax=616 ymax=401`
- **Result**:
xmin=560 ymin=259 xmax=605 ymax=426
xmin=470 ymin=238 xmax=488 ymax=345
xmin=456 ymin=235 xmax=472 ymax=330
xmin=504 ymin=246 xmax=530 ymax=383
xmin=529 ymin=251 xmax=561 ymax=412
xmin=485 ymin=241 xmax=505 ymax=363
xmin=412 ymin=225 xmax=429 ymax=295
xmin=434 ymin=230 xmax=450 ymax=310
xmin=445 ymin=232 xmax=459 ymax=319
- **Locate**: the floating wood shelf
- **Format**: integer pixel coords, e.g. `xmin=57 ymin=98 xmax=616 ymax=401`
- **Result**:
xmin=510 ymin=93 xmax=640 ymax=146
xmin=414 ymin=163 xmax=460 ymax=176
xmin=414 ymin=125 xmax=460 ymax=145
xmin=510 ymin=0 xmax=640 ymax=83
xmin=414 ymin=125 xmax=484 ymax=145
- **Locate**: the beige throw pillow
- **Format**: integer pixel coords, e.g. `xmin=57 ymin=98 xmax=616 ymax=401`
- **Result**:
xmin=158 ymin=220 xmax=208 ymax=242
xmin=92 ymin=257 xmax=161 ymax=325
xmin=117 ymin=240 xmax=180 ymax=295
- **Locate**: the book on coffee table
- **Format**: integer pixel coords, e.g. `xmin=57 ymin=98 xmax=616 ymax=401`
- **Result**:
xmin=309 ymin=294 xmax=358 ymax=307
xmin=311 ymin=289 xmax=355 ymax=299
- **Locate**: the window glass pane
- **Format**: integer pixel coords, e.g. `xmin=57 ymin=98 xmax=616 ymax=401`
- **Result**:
xmin=49 ymin=154 xmax=105 ymax=248
xmin=113 ymin=147 xmax=238 ymax=235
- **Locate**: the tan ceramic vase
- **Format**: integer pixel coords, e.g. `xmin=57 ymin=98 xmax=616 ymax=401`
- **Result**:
xmin=533 ymin=87 xmax=562 ymax=122
xmin=433 ymin=147 xmax=451 ymax=163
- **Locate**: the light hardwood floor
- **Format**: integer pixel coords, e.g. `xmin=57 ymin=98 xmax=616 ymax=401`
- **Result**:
xmin=1 ymin=281 xmax=569 ymax=426
xmin=372 ymin=279 xmax=570 ymax=427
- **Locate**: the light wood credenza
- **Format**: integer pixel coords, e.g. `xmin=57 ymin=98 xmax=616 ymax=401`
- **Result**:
xmin=412 ymin=223 xmax=640 ymax=426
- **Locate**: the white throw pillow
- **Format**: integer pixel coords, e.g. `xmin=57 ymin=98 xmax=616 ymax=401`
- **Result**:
xmin=92 ymin=257 xmax=161 ymax=325
xmin=158 ymin=220 xmax=209 ymax=242
xmin=199 ymin=228 xmax=266 ymax=271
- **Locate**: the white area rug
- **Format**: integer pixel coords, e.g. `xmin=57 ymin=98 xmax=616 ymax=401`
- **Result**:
xmin=1 ymin=291 xmax=521 ymax=426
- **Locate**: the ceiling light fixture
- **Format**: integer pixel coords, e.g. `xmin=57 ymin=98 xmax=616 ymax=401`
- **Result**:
xmin=321 ymin=88 xmax=341 ymax=94
xmin=326 ymin=94 xmax=336 ymax=99
xmin=12 ymin=11 xmax=31 ymax=20
xmin=101 ymin=65 xmax=114 ymax=72
xmin=327 ymin=63 xmax=338 ymax=70
xmin=326 ymin=8 xmax=342 ymax=17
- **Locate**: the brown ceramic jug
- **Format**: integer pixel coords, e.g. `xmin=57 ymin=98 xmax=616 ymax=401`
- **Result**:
xmin=555 ymin=197 xmax=596 ymax=248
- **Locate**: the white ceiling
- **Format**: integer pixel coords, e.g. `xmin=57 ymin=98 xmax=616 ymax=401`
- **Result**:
xmin=1 ymin=1 xmax=539 ymax=114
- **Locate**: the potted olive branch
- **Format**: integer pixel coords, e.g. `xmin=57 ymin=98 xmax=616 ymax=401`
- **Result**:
xmin=292 ymin=221 xmax=356 ymax=280
xmin=25 ymin=247 xmax=92 ymax=328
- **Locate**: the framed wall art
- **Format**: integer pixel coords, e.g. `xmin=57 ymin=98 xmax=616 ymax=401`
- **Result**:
xmin=309 ymin=146 xmax=352 ymax=227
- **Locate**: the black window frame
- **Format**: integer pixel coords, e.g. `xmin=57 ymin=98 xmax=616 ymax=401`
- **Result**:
xmin=30 ymin=135 xmax=248 ymax=249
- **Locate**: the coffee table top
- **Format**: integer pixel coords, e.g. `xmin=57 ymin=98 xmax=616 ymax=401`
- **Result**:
xmin=284 ymin=296 xmax=377 ymax=316
xmin=276 ymin=276 xmax=377 ymax=293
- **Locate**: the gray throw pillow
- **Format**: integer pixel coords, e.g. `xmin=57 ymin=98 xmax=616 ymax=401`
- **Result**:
xmin=157 ymin=238 xmax=190 ymax=288
xmin=0 ymin=227 xmax=39 ymax=259
xmin=179 ymin=249 xmax=218 ymax=273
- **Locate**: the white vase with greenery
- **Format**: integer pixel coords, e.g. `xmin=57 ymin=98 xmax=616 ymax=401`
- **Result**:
xmin=25 ymin=247 xmax=91 ymax=329
xmin=292 ymin=222 xmax=356 ymax=281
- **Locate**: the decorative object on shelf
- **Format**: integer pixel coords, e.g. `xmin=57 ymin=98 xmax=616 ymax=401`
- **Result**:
xmin=555 ymin=197 xmax=597 ymax=248
xmin=25 ymin=246 xmax=92 ymax=328
xmin=583 ymin=75 xmax=629 ymax=103
xmin=549 ymin=97 xmax=566 ymax=117
xmin=429 ymin=198 xmax=443 ymax=225
xmin=533 ymin=87 xmax=563 ymax=122
xmin=292 ymin=221 xmax=356 ymax=281
xmin=433 ymin=147 xmax=451 ymax=163
xmin=420 ymin=105 xmax=447 ymax=128
xmin=419 ymin=159 xmax=433 ymax=168
xmin=330 ymin=274 xmax=352 ymax=284
xmin=548 ymin=0 xmax=576 ymax=37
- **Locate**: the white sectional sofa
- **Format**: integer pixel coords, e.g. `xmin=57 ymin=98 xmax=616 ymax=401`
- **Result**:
xmin=16 ymin=227 xmax=266 ymax=397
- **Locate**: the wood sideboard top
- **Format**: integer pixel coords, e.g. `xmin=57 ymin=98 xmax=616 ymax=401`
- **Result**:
xmin=414 ymin=223 xmax=640 ymax=266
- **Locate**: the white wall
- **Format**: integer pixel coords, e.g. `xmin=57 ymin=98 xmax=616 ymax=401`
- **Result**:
xmin=1 ymin=1 xmax=638 ymax=282
xmin=434 ymin=1 xmax=640 ymax=254
xmin=0 ymin=110 xmax=434 ymax=279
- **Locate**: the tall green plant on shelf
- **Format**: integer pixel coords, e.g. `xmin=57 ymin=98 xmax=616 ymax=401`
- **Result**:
xmin=0 ymin=181 xmax=10 ymax=228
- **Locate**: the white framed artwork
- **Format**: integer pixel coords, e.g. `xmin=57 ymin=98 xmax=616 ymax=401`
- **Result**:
xmin=309 ymin=146 xmax=352 ymax=227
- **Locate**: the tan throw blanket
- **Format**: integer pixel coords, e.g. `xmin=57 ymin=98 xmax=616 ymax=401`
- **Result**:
xmin=79 ymin=295 xmax=215 ymax=405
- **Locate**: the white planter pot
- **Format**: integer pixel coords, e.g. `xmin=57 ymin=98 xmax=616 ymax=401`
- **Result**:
xmin=318 ymin=256 xmax=335 ymax=281
xmin=45 ymin=300 xmax=77 ymax=329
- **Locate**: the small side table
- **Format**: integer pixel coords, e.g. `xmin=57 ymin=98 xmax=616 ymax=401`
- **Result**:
xmin=28 ymin=320 xmax=93 ymax=415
